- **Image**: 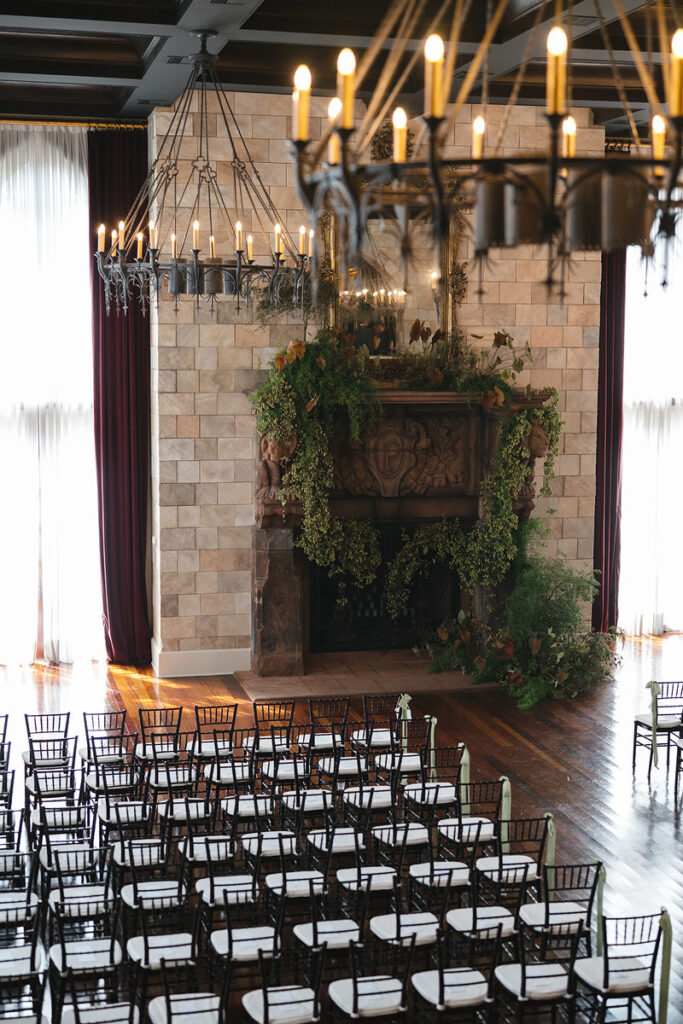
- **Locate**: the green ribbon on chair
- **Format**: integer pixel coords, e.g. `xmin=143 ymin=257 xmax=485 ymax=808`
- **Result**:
xmin=646 ymin=680 xmax=661 ymax=767
xmin=500 ymin=776 xmax=511 ymax=853
xmin=424 ymin=715 xmax=437 ymax=780
xmin=395 ymin=693 xmax=412 ymax=751
xmin=544 ymin=813 xmax=556 ymax=899
xmin=458 ymin=743 xmax=470 ymax=815
xmin=596 ymin=863 xmax=606 ymax=955
xmin=659 ymin=908 xmax=672 ymax=1024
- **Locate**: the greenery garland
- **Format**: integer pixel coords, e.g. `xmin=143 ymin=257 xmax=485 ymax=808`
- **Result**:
xmin=384 ymin=400 xmax=562 ymax=617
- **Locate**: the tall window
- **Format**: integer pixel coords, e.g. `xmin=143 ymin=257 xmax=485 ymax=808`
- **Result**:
xmin=0 ymin=125 xmax=103 ymax=664
xmin=618 ymin=240 xmax=683 ymax=635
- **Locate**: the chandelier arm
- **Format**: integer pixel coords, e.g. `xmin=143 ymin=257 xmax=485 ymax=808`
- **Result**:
xmin=656 ymin=0 xmax=671 ymax=102
xmin=593 ymin=0 xmax=643 ymax=153
xmin=357 ymin=0 xmax=454 ymax=158
xmin=482 ymin=0 xmax=493 ymax=110
xmin=443 ymin=0 xmax=471 ymax=108
xmin=492 ymin=0 xmax=547 ymax=156
xmin=612 ymin=0 xmax=665 ymax=120
xmin=161 ymin=67 xmax=201 ymax=165
xmin=442 ymin=0 xmax=508 ymax=134
xmin=206 ymin=175 xmax=236 ymax=243
xmin=354 ymin=0 xmax=416 ymax=94
xmin=357 ymin=0 xmax=426 ymax=146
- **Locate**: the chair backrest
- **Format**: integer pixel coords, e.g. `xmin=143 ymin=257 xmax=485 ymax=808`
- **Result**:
xmin=653 ymin=681 xmax=683 ymax=717
xmin=497 ymin=816 xmax=550 ymax=868
xmin=83 ymin=710 xmax=127 ymax=746
xmin=159 ymin=961 xmax=218 ymax=1024
xmin=601 ymin=912 xmax=664 ymax=990
xmin=308 ymin=697 xmax=350 ymax=732
xmin=363 ymin=694 xmax=401 ymax=721
xmin=0 ymin=850 xmax=37 ymax=902
xmin=195 ymin=702 xmax=238 ymax=734
xmin=253 ymin=700 xmax=295 ymax=732
xmin=0 ymin=741 xmax=10 ymax=771
xmin=473 ymin=861 xmax=529 ymax=918
xmin=0 ymin=715 xmax=7 ymax=744
xmin=27 ymin=734 xmax=78 ymax=769
xmin=436 ymin=923 xmax=502 ymax=1004
xmin=138 ymin=705 xmax=183 ymax=737
xmin=256 ymin=943 xmax=322 ymax=1024
xmin=0 ymin=770 xmax=14 ymax=809
xmin=40 ymin=803 xmax=91 ymax=849
xmin=66 ymin=969 xmax=138 ymax=1024
xmin=517 ymin=920 xmax=581 ymax=998
xmin=457 ymin=779 xmax=504 ymax=823
xmin=389 ymin=716 xmax=430 ymax=753
xmin=542 ymin=861 xmax=602 ymax=927
xmin=25 ymin=711 xmax=69 ymax=739
xmin=0 ymin=809 xmax=24 ymax=851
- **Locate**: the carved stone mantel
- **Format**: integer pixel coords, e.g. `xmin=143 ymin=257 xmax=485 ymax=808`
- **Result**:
xmin=252 ymin=388 xmax=551 ymax=676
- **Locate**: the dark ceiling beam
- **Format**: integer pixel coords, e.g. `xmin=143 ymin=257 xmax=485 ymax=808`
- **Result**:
xmin=0 ymin=69 xmax=143 ymax=88
xmin=230 ymin=27 xmax=481 ymax=55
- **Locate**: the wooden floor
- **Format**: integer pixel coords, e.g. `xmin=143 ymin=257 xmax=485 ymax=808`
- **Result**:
xmin=2 ymin=635 xmax=682 ymax=1022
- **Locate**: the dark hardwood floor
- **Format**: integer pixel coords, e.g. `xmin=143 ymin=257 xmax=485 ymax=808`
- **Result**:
xmin=2 ymin=634 xmax=681 ymax=1021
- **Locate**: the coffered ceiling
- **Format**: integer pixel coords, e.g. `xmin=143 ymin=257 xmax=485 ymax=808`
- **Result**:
xmin=0 ymin=0 xmax=678 ymax=134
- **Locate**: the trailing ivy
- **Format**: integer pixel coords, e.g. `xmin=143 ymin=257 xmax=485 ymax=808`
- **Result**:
xmin=252 ymin=331 xmax=382 ymax=598
xmin=384 ymin=399 xmax=562 ymax=618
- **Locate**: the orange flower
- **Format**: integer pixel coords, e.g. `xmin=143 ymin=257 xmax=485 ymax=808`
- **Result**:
xmin=287 ymin=339 xmax=306 ymax=361
xmin=316 ymin=356 xmax=326 ymax=370
xmin=274 ymin=352 xmax=287 ymax=372
xmin=427 ymin=369 xmax=444 ymax=385
xmin=437 ymin=627 xmax=449 ymax=642
xmin=305 ymin=395 xmax=320 ymax=412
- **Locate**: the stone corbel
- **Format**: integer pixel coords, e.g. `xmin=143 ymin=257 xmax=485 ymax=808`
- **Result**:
xmin=512 ymin=418 xmax=550 ymax=519
xmin=255 ymin=433 xmax=304 ymax=529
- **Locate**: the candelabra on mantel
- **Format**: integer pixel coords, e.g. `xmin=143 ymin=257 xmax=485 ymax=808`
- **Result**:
xmin=285 ymin=1 xmax=683 ymax=295
xmin=94 ymin=32 xmax=315 ymax=316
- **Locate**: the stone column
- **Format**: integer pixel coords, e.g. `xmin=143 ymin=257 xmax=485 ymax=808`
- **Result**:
xmin=252 ymin=528 xmax=305 ymax=676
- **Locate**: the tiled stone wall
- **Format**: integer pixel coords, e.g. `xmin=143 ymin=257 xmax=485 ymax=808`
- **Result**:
xmin=148 ymin=93 xmax=602 ymax=677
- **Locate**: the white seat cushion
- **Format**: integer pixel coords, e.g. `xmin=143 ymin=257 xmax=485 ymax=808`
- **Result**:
xmin=0 ymin=890 xmax=39 ymax=923
xmin=120 ymin=880 xmax=184 ymax=910
xmin=188 ymin=738 xmax=232 ymax=758
xmin=25 ymin=772 xmax=72 ymax=796
xmin=299 ymin=732 xmax=336 ymax=750
xmin=211 ymin=926 xmax=276 ymax=962
xmin=372 ymin=823 xmax=429 ymax=847
xmin=351 ymin=728 xmax=392 ymax=747
xmin=157 ymin=799 xmax=210 ymax=822
xmin=446 ymin=906 xmax=514 ymax=937
xmin=261 ymin=759 xmax=307 ymax=781
xmin=404 ymin=782 xmax=457 ymax=805
xmin=49 ymin=938 xmax=123 ymax=972
xmin=222 ymin=796 xmax=273 ymax=819
xmin=438 ymin=816 xmax=496 ymax=843
xmin=374 ymin=753 xmax=422 ymax=773
xmin=336 ymin=866 xmax=396 ymax=892
xmin=242 ymin=986 xmax=316 ymax=1024
xmin=634 ymin=712 xmax=680 ymax=729
xmin=39 ymin=844 xmax=92 ymax=872
xmin=328 ymin=975 xmax=403 ymax=1017
xmin=97 ymin=799 xmax=147 ymax=826
xmin=281 ymin=789 xmax=331 ymax=813
xmin=307 ymin=828 xmax=362 ymax=854
xmin=370 ymin=912 xmax=438 ymax=946
xmin=85 ymin=770 xmax=131 ymax=792
xmin=0 ymin=943 xmax=44 ymax=978
xmin=61 ymin=1005 xmax=139 ymax=1024
xmin=243 ymin=736 xmax=290 ymax=756
xmin=294 ymin=919 xmax=360 ymax=950
xmin=205 ymin=761 xmax=252 ymax=784
xmin=409 ymin=861 xmax=470 ymax=887
xmin=318 ymin=756 xmax=367 ymax=776
xmin=241 ymin=831 xmax=296 ymax=858
xmin=181 ymin=836 xmax=233 ymax=864
xmin=496 ymin=962 xmax=570 ymax=1000
xmin=47 ymin=885 xmax=113 ymax=916
xmin=126 ymin=933 xmax=193 ymax=968
xmin=147 ymin=767 xmax=195 ymax=789
xmin=343 ymin=786 xmax=393 ymax=810
xmin=573 ymin=956 xmax=652 ymax=994
xmin=196 ymin=874 xmax=256 ymax=906
xmin=112 ymin=841 xmax=164 ymax=868
xmin=135 ymin=743 xmax=176 ymax=761
xmin=264 ymin=870 xmax=325 ymax=899
xmin=148 ymin=993 xmax=219 ymax=1024
xmin=476 ymin=854 xmax=537 ymax=883
xmin=519 ymin=901 xmax=586 ymax=932
xmin=412 ymin=968 xmax=488 ymax=1008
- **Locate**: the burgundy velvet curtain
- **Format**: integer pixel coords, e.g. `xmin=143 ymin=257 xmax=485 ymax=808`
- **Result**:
xmin=592 ymin=250 xmax=626 ymax=633
xmin=88 ymin=130 xmax=152 ymax=665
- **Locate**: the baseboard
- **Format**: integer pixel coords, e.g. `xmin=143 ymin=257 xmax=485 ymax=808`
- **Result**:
xmin=151 ymin=639 xmax=251 ymax=678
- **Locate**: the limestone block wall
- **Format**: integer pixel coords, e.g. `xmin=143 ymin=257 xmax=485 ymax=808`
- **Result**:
xmin=148 ymin=92 xmax=602 ymax=678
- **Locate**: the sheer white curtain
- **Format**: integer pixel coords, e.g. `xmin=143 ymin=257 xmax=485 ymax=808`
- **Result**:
xmin=618 ymin=243 xmax=683 ymax=636
xmin=0 ymin=125 xmax=103 ymax=664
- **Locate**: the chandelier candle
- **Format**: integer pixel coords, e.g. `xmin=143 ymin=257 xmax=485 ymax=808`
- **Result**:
xmin=247 ymin=234 xmax=253 ymax=262
xmin=308 ymin=228 xmax=314 ymax=258
xmin=97 ymin=224 xmax=105 ymax=253
xmin=327 ymin=98 xmax=342 ymax=163
xmin=392 ymin=107 xmax=407 ymax=162
xmin=193 ymin=220 xmax=200 ymax=250
xmin=171 ymin=233 xmax=177 ymax=259
xmin=118 ymin=221 xmax=125 ymax=250
xmin=472 ymin=115 xmax=486 ymax=160
xmin=209 ymin=235 xmax=216 ymax=259
xmin=111 ymin=228 xmax=117 ymax=250
xmin=546 ymin=27 xmax=568 ymax=115
xmin=424 ymin=34 xmax=445 ymax=119
xmin=562 ymin=115 xmax=577 ymax=158
xmin=136 ymin=233 xmax=143 ymax=260
xmin=299 ymin=225 xmax=306 ymax=255
xmin=337 ymin=49 xmax=356 ymax=130
xmin=235 ymin=221 xmax=244 ymax=252
xmin=149 ymin=220 xmax=156 ymax=250
xmin=672 ymin=30 xmax=683 ymax=118
xmin=293 ymin=65 xmax=312 ymax=141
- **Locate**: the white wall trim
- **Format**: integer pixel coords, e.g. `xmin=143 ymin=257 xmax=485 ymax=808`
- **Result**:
xmin=151 ymin=639 xmax=251 ymax=678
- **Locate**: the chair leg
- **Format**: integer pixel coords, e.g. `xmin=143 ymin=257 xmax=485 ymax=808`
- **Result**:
xmin=647 ymin=742 xmax=654 ymax=781
xmin=632 ymin=725 xmax=638 ymax=770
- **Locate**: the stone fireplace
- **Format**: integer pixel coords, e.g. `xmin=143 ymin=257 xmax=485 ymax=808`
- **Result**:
xmin=251 ymin=388 xmax=550 ymax=676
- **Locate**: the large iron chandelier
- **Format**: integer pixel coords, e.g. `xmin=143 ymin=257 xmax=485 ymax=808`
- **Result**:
xmin=288 ymin=0 xmax=683 ymax=293
xmin=95 ymin=33 xmax=313 ymax=315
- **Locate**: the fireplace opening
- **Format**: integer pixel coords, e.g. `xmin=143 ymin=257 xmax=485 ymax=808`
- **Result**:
xmin=309 ymin=522 xmax=461 ymax=653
